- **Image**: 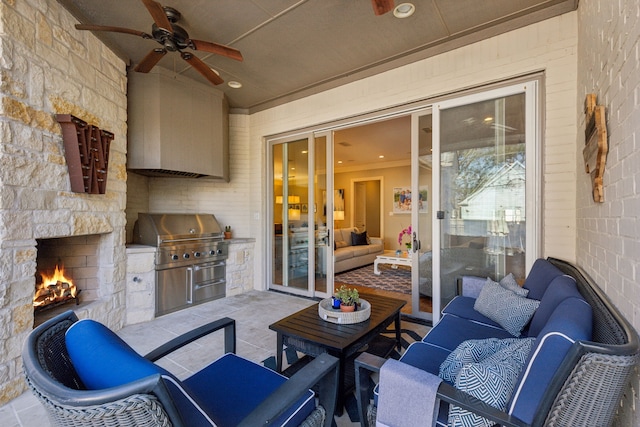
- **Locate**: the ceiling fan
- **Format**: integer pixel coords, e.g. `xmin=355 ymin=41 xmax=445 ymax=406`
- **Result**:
xmin=371 ymin=0 xmax=395 ymax=15
xmin=75 ymin=0 xmax=243 ymax=86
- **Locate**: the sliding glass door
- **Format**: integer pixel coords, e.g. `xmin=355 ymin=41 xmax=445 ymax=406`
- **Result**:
xmin=269 ymin=134 xmax=331 ymax=297
xmin=428 ymin=82 xmax=539 ymax=321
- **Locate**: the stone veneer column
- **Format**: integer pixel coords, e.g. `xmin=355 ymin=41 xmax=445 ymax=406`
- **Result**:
xmin=0 ymin=0 xmax=128 ymax=404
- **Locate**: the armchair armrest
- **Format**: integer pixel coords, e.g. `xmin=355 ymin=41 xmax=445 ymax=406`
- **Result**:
xmin=355 ymin=352 xmax=387 ymax=427
xmin=238 ymin=353 xmax=339 ymax=427
xmin=370 ymin=237 xmax=383 ymax=245
xmin=144 ymin=317 xmax=236 ymax=362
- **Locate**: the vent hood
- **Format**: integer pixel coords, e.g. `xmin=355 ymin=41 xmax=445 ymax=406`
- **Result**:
xmin=127 ymin=69 xmax=229 ymax=181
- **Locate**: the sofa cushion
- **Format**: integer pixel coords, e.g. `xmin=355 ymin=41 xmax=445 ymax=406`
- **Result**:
xmin=65 ymin=319 xmax=170 ymax=389
xmin=526 ymin=274 xmax=580 ymax=338
xmin=334 ymin=247 xmax=353 ymax=262
xmin=474 ymin=279 xmax=540 ymax=337
xmin=449 ymin=338 xmax=535 ymax=427
xmin=500 ymin=273 xmax=528 ymax=297
xmin=351 ymin=230 xmax=368 ymax=246
xmin=183 ymin=353 xmax=315 ymax=427
xmin=351 ymin=245 xmax=371 ymax=257
xmin=442 ymin=296 xmax=503 ymax=328
xmin=439 ymin=337 xmax=522 ymax=384
xmin=523 ymin=258 xmax=564 ymax=300
xmin=423 ymin=314 xmax=513 ymax=352
xmin=335 ymin=240 xmax=349 ymax=249
xmin=508 ymin=297 xmax=592 ymax=425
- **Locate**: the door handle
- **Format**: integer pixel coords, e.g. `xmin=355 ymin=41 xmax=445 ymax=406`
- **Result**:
xmin=437 ymin=210 xmax=445 ymax=219
xmin=186 ymin=267 xmax=193 ymax=304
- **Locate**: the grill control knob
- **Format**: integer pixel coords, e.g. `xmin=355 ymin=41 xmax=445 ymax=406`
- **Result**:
xmin=194 ymin=251 xmax=201 ymax=258
xmin=171 ymin=254 xmax=179 ymax=261
xmin=217 ymin=249 xmax=223 ymax=255
xmin=183 ymin=253 xmax=190 ymax=259
xmin=209 ymin=250 xmax=216 ymax=255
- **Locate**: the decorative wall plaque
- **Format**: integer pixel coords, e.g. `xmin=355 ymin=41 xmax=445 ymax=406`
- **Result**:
xmin=56 ymin=114 xmax=114 ymax=194
xmin=583 ymin=94 xmax=608 ymax=203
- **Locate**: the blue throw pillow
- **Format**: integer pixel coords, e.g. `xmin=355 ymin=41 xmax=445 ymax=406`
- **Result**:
xmin=448 ymin=338 xmax=535 ymax=427
xmin=474 ymin=279 xmax=540 ymax=337
xmin=65 ymin=319 xmax=169 ymax=389
xmin=439 ymin=337 xmax=521 ymax=384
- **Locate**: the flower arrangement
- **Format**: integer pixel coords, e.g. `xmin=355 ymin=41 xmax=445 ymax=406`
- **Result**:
xmin=398 ymin=225 xmax=412 ymax=249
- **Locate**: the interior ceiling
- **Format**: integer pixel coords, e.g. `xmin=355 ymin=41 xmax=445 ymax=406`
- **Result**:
xmin=58 ymin=0 xmax=577 ymax=113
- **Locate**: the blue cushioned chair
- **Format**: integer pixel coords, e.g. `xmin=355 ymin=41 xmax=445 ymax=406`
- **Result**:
xmin=23 ymin=310 xmax=339 ymax=427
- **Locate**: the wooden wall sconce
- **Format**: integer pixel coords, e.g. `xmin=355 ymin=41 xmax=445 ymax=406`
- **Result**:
xmin=56 ymin=114 xmax=114 ymax=195
xmin=583 ymin=94 xmax=608 ymax=203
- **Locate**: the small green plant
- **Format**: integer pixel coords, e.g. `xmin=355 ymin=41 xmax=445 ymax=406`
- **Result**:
xmin=225 ymin=225 xmax=231 ymax=232
xmin=335 ymin=285 xmax=359 ymax=306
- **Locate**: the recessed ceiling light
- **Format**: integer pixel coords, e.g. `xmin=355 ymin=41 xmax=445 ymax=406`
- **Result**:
xmin=228 ymin=81 xmax=242 ymax=89
xmin=393 ymin=3 xmax=415 ymax=18
xmin=301 ymin=150 xmax=308 ymax=154
xmin=484 ymin=116 xmax=494 ymax=123
xmin=337 ymin=160 xmax=343 ymax=164
xmin=379 ymin=155 xmax=385 ymax=159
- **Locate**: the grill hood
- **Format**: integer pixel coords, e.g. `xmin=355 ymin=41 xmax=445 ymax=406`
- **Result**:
xmin=133 ymin=213 xmax=224 ymax=246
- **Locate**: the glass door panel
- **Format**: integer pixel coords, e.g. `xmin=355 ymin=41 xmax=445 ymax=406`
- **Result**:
xmin=412 ymin=111 xmax=434 ymax=320
xmin=432 ymin=83 xmax=537 ymax=321
xmin=313 ymin=135 xmax=329 ymax=294
xmin=271 ymin=138 xmax=310 ymax=293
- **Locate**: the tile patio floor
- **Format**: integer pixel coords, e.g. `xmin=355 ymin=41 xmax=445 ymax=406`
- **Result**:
xmin=0 ymin=290 xmax=429 ymax=427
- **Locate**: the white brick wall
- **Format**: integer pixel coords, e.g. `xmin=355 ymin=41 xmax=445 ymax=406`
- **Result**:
xmin=577 ymin=0 xmax=640 ymax=425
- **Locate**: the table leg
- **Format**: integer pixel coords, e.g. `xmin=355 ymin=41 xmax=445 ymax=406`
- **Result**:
xmin=374 ymin=259 xmax=381 ymax=275
xmin=394 ymin=312 xmax=402 ymax=351
xmin=275 ymin=333 xmax=283 ymax=372
xmin=335 ymin=354 xmax=346 ymax=416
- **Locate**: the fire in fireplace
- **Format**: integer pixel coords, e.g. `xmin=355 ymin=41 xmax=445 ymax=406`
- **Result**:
xmin=34 ymin=264 xmax=80 ymax=311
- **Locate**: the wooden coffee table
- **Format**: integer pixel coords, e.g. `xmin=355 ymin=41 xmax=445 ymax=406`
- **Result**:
xmin=269 ymin=293 xmax=406 ymax=413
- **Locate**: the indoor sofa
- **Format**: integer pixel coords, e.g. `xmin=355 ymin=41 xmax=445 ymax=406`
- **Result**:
xmin=356 ymin=257 xmax=639 ymax=427
xmin=333 ymin=227 xmax=384 ymax=274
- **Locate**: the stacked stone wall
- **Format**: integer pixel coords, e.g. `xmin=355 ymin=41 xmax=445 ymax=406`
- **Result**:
xmin=0 ymin=0 xmax=127 ymax=404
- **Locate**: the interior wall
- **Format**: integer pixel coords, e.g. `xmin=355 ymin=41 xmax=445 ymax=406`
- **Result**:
xmin=576 ymin=1 xmax=640 ymax=425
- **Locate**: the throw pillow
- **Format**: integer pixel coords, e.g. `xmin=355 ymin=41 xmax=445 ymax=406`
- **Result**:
xmin=474 ymin=279 xmax=540 ymax=337
xmin=351 ymin=231 xmax=368 ymax=246
xmin=500 ymin=273 xmax=528 ymax=297
xmin=439 ymin=337 xmax=521 ymax=384
xmin=65 ymin=319 xmax=169 ymax=389
xmin=335 ymin=240 xmax=348 ymax=249
xmin=448 ymin=338 xmax=535 ymax=427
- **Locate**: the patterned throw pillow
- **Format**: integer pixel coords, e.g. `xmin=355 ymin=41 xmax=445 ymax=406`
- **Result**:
xmin=474 ymin=280 xmax=540 ymax=337
xmin=448 ymin=338 xmax=535 ymax=427
xmin=500 ymin=273 xmax=528 ymax=297
xmin=439 ymin=337 xmax=521 ymax=384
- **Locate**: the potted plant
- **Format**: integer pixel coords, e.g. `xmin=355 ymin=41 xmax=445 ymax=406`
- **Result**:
xmin=224 ymin=226 xmax=232 ymax=240
xmin=335 ymin=285 xmax=359 ymax=312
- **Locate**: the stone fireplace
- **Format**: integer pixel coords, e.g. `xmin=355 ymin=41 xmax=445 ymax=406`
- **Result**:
xmin=0 ymin=0 xmax=128 ymax=405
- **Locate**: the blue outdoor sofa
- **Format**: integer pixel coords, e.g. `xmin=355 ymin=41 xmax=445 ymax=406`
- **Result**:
xmin=356 ymin=257 xmax=639 ymax=427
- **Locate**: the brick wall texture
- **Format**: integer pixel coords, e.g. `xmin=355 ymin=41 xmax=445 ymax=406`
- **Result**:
xmin=577 ymin=0 xmax=640 ymax=425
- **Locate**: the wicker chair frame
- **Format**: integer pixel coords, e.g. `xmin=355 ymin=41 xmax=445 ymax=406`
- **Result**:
xmin=23 ymin=311 xmax=338 ymax=427
xmin=355 ymin=257 xmax=640 ymax=427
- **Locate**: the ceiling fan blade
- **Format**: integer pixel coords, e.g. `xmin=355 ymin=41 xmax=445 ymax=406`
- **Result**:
xmin=371 ymin=0 xmax=394 ymax=15
xmin=141 ymin=0 xmax=173 ymax=33
xmin=181 ymin=52 xmax=224 ymax=85
xmin=75 ymin=24 xmax=149 ymax=38
xmin=134 ymin=48 xmax=167 ymax=73
xmin=188 ymin=39 xmax=243 ymax=62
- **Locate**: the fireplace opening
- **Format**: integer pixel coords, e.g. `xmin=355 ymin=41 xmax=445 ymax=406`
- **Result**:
xmin=34 ymin=263 xmax=80 ymax=312
xmin=35 ymin=235 xmax=100 ymax=326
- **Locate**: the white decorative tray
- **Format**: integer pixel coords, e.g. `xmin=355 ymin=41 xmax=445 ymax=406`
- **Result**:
xmin=318 ymin=298 xmax=371 ymax=324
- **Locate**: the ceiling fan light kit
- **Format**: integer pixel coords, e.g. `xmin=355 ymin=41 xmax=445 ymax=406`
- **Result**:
xmin=74 ymin=0 xmax=242 ymax=86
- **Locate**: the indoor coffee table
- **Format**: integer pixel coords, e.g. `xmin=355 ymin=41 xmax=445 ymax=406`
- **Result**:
xmin=374 ymin=250 xmax=412 ymax=275
xmin=269 ymin=293 xmax=406 ymax=413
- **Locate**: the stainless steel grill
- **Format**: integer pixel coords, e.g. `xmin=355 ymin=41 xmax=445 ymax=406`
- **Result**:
xmin=133 ymin=213 xmax=229 ymax=316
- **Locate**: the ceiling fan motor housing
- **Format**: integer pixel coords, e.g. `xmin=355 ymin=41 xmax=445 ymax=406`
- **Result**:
xmin=152 ymin=23 xmax=189 ymax=51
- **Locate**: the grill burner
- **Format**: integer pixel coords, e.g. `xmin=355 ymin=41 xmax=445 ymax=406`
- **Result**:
xmin=133 ymin=213 xmax=229 ymax=316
